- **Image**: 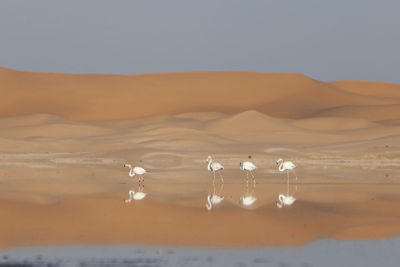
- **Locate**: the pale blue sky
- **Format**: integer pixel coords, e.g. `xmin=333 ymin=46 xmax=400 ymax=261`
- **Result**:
xmin=1 ymin=0 xmax=399 ymax=82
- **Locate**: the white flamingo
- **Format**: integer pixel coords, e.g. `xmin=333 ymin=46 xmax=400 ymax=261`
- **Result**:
xmin=240 ymin=195 xmax=257 ymax=207
xmin=277 ymin=194 xmax=296 ymax=208
xmin=125 ymin=190 xmax=147 ymax=203
xmin=124 ymin=163 xmax=147 ymax=191
xmin=276 ymin=158 xmax=298 ymax=182
xmin=206 ymin=156 xmax=224 ymax=194
xmin=205 ymin=194 xmax=224 ymax=210
xmin=240 ymin=161 xmax=257 ymax=195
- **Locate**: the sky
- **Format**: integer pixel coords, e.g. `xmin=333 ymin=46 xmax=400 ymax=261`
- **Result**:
xmin=1 ymin=0 xmax=399 ymax=82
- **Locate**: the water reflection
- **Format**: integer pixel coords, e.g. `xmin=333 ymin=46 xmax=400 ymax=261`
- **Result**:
xmin=205 ymin=168 xmax=224 ymax=210
xmin=276 ymin=174 xmax=298 ymax=208
xmin=239 ymin=162 xmax=257 ymax=207
xmin=125 ymin=190 xmax=147 ymax=203
xmin=206 ymin=194 xmax=224 ymax=210
xmin=239 ymin=194 xmax=257 ymax=207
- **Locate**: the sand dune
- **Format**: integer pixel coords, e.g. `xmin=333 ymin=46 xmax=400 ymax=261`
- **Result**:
xmin=205 ymin=110 xmax=293 ymax=133
xmin=0 ymin=114 xmax=63 ymax=128
xmin=291 ymin=117 xmax=378 ymax=131
xmin=0 ymin=110 xmax=399 ymax=150
xmin=315 ymin=104 xmax=400 ymax=124
xmin=1 ymin=66 xmax=400 ymax=123
xmin=331 ymin=80 xmax=400 ymax=98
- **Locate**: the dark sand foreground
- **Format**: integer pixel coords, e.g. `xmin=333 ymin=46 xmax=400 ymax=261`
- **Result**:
xmin=2 ymin=238 xmax=400 ymax=267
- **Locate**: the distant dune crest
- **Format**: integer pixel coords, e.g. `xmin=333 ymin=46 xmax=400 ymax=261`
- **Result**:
xmin=1 ymin=66 xmax=400 ymax=124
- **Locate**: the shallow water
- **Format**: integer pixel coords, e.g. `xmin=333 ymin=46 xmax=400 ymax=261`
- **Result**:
xmin=1 ymin=238 xmax=399 ymax=267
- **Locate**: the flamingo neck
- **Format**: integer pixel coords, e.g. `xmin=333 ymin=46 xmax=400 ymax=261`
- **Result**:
xmin=279 ymin=194 xmax=284 ymax=203
xmin=128 ymin=167 xmax=135 ymax=177
xmin=207 ymin=161 xmax=212 ymax=171
xmin=278 ymin=163 xmax=285 ymax=172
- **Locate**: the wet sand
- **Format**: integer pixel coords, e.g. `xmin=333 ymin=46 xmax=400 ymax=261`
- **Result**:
xmin=1 ymin=181 xmax=400 ymax=250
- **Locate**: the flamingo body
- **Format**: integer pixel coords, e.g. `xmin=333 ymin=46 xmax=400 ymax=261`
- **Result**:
xmin=240 ymin=161 xmax=256 ymax=171
xmin=124 ymin=164 xmax=147 ymax=176
xmin=276 ymin=159 xmax=296 ymax=172
xmin=206 ymin=156 xmax=224 ymax=172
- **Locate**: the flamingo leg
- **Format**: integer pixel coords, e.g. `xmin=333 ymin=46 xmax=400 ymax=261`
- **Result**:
xmin=250 ymin=171 xmax=256 ymax=195
xmin=138 ymin=176 xmax=144 ymax=192
xmin=218 ymin=171 xmax=224 ymax=184
xmin=137 ymin=177 xmax=141 ymax=191
xmin=246 ymin=171 xmax=249 ymax=196
xmin=292 ymin=169 xmax=298 ymax=191
xmin=212 ymin=171 xmax=216 ymax=195
xmin=286 ymin=170 xmax=290 ymax=196
xmin=218 ymin=171 xmax=224 ymax=194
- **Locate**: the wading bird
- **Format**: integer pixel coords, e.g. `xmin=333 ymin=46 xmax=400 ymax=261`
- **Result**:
xmin=276 ymin=158 xmax=298 ymax=182
xmin=124 ymin=163 xmax=147 ymax=191
xmin=206 ymin=156 xmax=224 ymax=194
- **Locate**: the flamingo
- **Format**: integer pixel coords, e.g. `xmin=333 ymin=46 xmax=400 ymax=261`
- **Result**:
xmin=205 ymin=194 xmax=224 ymax=210
xmin=240 ymin=161 xmax=257 ymax=195
xmin=206 ymin=156 xmax=224 ymax=194
xmin=276 ymin=158 xmax=298 ymax=182
xmin=276 ymin=194 xmax=296 ymax=208
xmin=125 ymin=190 xmax=147 ymax=203
xmin=124 ymin=163 xmax=147 ymax=191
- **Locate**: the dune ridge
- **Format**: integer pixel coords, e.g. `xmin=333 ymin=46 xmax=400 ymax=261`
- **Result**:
xmin=1 ymin=66 xmax=400 ymax=123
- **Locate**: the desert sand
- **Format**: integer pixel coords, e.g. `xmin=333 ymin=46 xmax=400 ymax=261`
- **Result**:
xmin=0 ymin=66 xmax=400 ymax=249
